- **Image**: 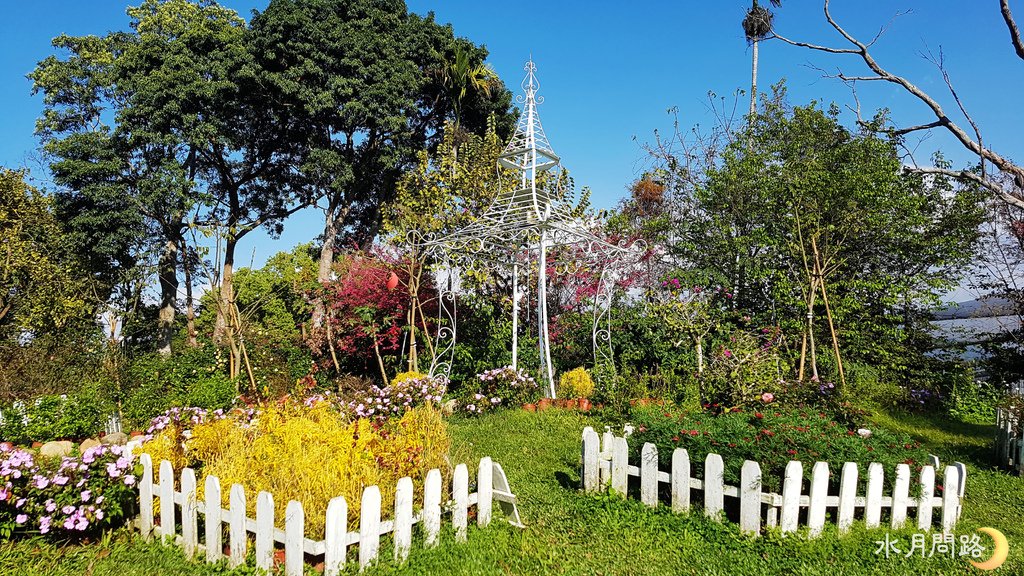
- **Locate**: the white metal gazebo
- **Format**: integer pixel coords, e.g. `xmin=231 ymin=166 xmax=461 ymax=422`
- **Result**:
xmin=415 ymin=60 xmax=643 ymax=396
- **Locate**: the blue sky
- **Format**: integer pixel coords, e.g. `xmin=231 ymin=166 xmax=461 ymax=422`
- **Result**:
xmin=2 ymin=1 xmax=1022 ymax=280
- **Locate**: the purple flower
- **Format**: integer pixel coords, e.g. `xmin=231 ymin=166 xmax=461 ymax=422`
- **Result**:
xmin=80 ymin=490 xmax=91 ymax=502
xmin=15 ymin=514 xmax=27 ymax=524
xmin=52 ymin=475 xmax=69 ymax=486
xmin=33 ymin=476 xmax=49 ymax=489
xmin=106 ymin=463 xmax=121 ymax=478
xmin=39 ymin=516 xmax=51 ymax=534
xmin=123 ymin=475 xmax=136 ymax=486
xmin=62 ymin=505 xmax=75 ymax=515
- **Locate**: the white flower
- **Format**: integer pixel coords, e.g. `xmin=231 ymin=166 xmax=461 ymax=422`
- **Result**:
xmin=857 ymin=428 xmax=872 ymax=438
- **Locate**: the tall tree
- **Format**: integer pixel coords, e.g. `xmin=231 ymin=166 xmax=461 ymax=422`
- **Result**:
xmin=742 ymin=0 xmax=782 ymax=119
xmin=649 ymin=86 xmax=984 ymax=382
xmin=248 ymin=0 xmax=514 ymax=329
xmin=0 ymin=169 xmax=94 ymax=338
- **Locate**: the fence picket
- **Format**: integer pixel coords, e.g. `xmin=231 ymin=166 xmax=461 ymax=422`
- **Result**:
xmin=671 ymin=448 xmax=690 ymax=513
xmin=582 ymin=427 xmax=599 ymax=491
xmin=423 ymin=469 xmax=442 ymax=547
xmin=917 ymin=466 xmax=935 ymax=530
xmin=477 ymin=457 xmax=493 ymax=527
xmin=864 ymin=463 xmax=883 ymax=529
xmin=611 ymin=436 xmax=629 ymax=495
xmin=394 ymin=477 xmax=413 ymax=562
xmin=942 ymin=466 xmax=960 ymax=533
xmin=780 ymin=461 xmax=802 ymax=534
xmin=837 ymin=463 xmax=858 ymax=534
xmin=159 ymin=460 xmax=175 ymax=542
xmin=891 ymin=464 xmax=910 ymax=529
xmin=601 ymin=430 xmax=614 ymax=487
xmin=324 ymin=496 xmax=348 ymax=576
xmin=228 ymin=484 xmax=246 ymax=568
xmin=255 ymin=491 xmax=274 ymax=571
xmin=134 ymin=455 xmax=517 ymax=574
xmin=359 ymin=485 xmax=382 ymax=569
xmin=453 ymin=464 xmax=469 ymax=542
xmin=704 ymin=453 xmax=724 ymax=520
xmin=641 ymin=443 xmax=658 ymax=507
xmin=739 ymin=460 xmax=761 ymax=536
xmin=180 ymin=468 xmax=198 ymax=558
xmin=807 ymin=462 xmax=829 ymax=538
xmin=285 ymin=500 xmax=304 ymax=576
xmin=139 ymin=454 xmax=153 ymax=540
xmin=204 ymin=475 xmax=222 ymax=563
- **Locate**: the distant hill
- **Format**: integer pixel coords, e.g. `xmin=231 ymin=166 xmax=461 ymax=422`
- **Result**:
xmin=932 ymin=297 xmax=1016 ymax=320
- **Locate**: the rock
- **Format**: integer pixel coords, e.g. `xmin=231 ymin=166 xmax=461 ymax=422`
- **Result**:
xmin=80 ymin=438 xmax=102 ymax=452
xmin=441 ymin=399 xmax=458 ymax=416
xmin=39 ymin=440 xmax=75 ymax=459
xmin=101 ymin=432 xmax=128 ymax=446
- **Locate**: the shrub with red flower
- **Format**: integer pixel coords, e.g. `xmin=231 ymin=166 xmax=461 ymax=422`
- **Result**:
xmin=307 ymin=251 xmax=435 ymax=380
xmin=627 ymin=404 xmax=931 ymax=492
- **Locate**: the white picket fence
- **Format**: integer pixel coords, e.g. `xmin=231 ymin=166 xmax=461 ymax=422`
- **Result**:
xmin=581 ymin=427 xmax=966 ymax=537
xmin=995 ymin=407 xmax=1023 ymax=472
xmin=137 ymin=453 xmax=522 ymax=574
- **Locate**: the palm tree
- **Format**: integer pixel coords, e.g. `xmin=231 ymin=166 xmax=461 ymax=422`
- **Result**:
xmin=742 ymin=0 xmax=782 ymax=120
xmin=436 ymin=45 xmax=499 ymax=126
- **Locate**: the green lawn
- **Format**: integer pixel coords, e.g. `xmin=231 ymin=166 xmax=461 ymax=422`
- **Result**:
xmin=2 ymin=408 xmax=1021 ymax=575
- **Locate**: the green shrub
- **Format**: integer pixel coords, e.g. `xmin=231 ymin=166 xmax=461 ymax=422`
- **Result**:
xmin=0 ymin=383 xmax=112 ymax=443
xmin=946 ymin=369 xmax=1002 ymax=423
xmin=627 ymin=404 xmax=932 ymax=493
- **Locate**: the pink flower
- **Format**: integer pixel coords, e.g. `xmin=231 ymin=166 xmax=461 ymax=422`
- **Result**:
xmin=106 ymin=463 xmax=121 ymax=478
xmin=80 ymin=490 xmax=91 ymax=502
xmin=761 ymin=392 xmax=775 ymax=403
xmin=723 ymin=349 xmax=733 ymax=358
xmin=15 ymin=514 xmax=27 ymax=524
xmin=123 ymin=475 xmax=136 ymax=486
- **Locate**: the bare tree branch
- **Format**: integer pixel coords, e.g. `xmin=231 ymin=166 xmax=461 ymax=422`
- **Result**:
xmin=775 ymin=0 xmax=1024 ymax=208
xmin=906 ymin=166 xmax=1024 ymax=209
xmin=891 ymin=120 xmax=944 ymax=136
xmin=1002 ymin=0 xmax=1024 ymax=60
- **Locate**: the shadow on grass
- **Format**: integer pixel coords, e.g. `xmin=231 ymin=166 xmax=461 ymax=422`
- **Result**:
xmin=866 ymin=406 xmax=995 ymax=467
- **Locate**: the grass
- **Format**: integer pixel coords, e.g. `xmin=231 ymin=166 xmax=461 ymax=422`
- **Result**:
xmin=2 ymin=407 xmax=1022 ymax=575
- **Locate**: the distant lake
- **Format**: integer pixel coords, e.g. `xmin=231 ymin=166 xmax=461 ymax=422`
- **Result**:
xmin=930 ymin=315 xmax=1021 ymax=343
xmin=929 ymin=315 xmax=1021 ymax=361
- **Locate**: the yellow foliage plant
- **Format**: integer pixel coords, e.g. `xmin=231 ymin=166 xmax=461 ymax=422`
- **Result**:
xmin=558 ymin=367 xmax=595 ymax=399
xmin=143 ymin=399 xmax=451 ymax=538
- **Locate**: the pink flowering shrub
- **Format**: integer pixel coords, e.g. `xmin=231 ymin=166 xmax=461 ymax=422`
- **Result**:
xmin=347 ymin=375 xmax=447 ymax=420
xmin=0 ymin=444 xmax=137 ymax=538
xmin=462 ymin=366 xmax=539 ymax=415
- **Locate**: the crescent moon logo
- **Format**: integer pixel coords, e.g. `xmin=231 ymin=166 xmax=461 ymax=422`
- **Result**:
xmin=971 ymin=527 xmax=1008 ymax=571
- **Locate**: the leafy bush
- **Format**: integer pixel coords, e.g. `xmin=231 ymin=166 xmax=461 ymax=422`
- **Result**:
xmin=0 ymin=384 xmax=113 ymax=443
xmin=703 ymin=328 xmax=783 ymax=407
xmin=946 ymin=372 xmax=1001 ymax=423
xmin=121 ymin=347 xmax=237 ymax=429
xmin=558 ymin=367 xmax=595 ymax=399
xmin=347 ymin=374 xmax=446 ymax=420
xmin=0 ymin=444 xmax=137 ymax=538
xmin=627 ymin=404 xmax=932 ymax=493
xmin=142 ymin=400 xmax=451 ymax=538
xmin=462 ymin=366 xmax=540 ymax=415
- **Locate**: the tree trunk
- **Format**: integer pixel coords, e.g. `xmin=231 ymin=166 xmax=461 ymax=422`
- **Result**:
xmin=215 ymin=235 xmax=236 ymax=344
xmin=313 ymin=197 xmax=347 ymax=328
xmin=183 ymin=244 xmax=198 ymax=347
xmin=156 ymin=237 xmax=179 ymax=357
xmin=750 ymin=38 xmax=759 ymax=120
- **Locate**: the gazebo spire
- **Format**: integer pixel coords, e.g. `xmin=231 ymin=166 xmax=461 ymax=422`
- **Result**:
xmin=500 ymin=59 xmax=559 ymax=168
